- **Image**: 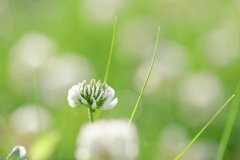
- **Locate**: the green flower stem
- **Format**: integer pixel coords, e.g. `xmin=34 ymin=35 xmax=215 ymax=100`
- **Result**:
xmin=88 ymin=108 xmax=95 ymax=123
xmin=174 ymin=94 xmax=235 ymax=160
xmin=128 ymin=26 xmax=160 ymax=127
xmin=215 ymin=77 xmax=240 ymax=160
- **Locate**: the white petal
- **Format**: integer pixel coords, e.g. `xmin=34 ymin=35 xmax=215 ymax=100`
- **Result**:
xmin=79 ymin=95 xmax=88 ymax=105
xmin=102 ymin=90 xmax=113 ymax=104
xmin=68 ymin=100 xmax=77 ymax=107
xmin=78 ymin=83 xmax=83 ymax=88
xmin=99 ymin=98 xmax=118 ymax=110
xmin=96 ymin=91 xmax=104 ymax=101
xmin=90 ymin=79 xmax=95 ymax=86
xmin=96 ymin=80 xmax=101 ymax=87
xmin=102 ymin=90 xmax=109 ymax=99
xmin=101 ymin=82 xmax=106 ymax=88
xmin=91 ymin=87 xmax=95 ymax=99
xmin=74 ymin=88 xmax=81 ymax=99
xmin=82 ymin=80 xmax=86 ymax=84
xmin=79 ymin=87 xmax=83 ymax=93
xmin=91 ymin=97 xmax=97 ymax=109
xmin=108 ymin=87 xmax=115 ymax=99
xmin=83 ymin=86 xmax=87 ymax=96
xmin=68 ymin=87 xmax=79 ymax=104
xmin=95 ymin=87 xmax=99 ymax=96
xmin=87 ymin=85 xmax=91 ymax=95
xmin=103 ymin=87 xmax=114 ymax=100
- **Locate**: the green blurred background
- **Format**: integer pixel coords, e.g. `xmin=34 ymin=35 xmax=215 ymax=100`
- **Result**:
xmin=0 ymin=0 xmax=240 ymax=159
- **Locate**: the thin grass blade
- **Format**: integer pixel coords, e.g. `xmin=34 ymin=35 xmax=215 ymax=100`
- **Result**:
xmin=215 ymin=77 xmax=240 ymax=160
xmin=96 ymin=16 xmax=117 ymax=119
xmin=128 ymin=26 xmax=160 ymax=127
xmin=174 ymin=94 xmax=235 ymax=160
xmin=104 ymin=16 xmax=117 ymax=83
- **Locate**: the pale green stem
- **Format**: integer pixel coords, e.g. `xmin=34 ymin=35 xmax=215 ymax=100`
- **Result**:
xmin=215 ymin=77 xmax=240 ymax=160
xmin=174 ymin=94 xmax=235 ymax=160
xmin=96 ymin=16 xmax=117 ymax=120
xmin=88 ymin=108 xmax=95 ymax=123
xmin=128 ymin=26 xmax=160 ymax=127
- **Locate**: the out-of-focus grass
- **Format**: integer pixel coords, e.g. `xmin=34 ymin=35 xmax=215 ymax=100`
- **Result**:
xmin=0 ymin=0 xmax=240 ymax=159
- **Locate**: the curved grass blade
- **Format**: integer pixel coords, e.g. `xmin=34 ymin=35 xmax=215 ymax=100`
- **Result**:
xmin=96 ymin=16 xmax=117 ymax=119
xmin=174 ymin=94 xmax=235 ymax=160
xmin=215 ymin=77 xmax=240 ymax=160
xmin=128 ymin=26 xmax=160 ymax=127
xmin=104 ymin=16 xmax=117 ymax=83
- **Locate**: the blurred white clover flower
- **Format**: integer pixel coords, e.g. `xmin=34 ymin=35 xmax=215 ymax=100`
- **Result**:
xmin=9 ymin=104 xmax=53 ymax=135
xmin=75 ymin=119 xmax=139 ymax=160
xmin=6 ymin=145 xmax=27 ymax=160
xmin=67 ymin=79 xmax=118 ymax=110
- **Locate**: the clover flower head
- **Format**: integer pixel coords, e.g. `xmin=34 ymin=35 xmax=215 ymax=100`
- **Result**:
xmin=67 ymin=79 xmax=118 ymax=110
xmin=75 ymin=119 xmax=139 ymax=160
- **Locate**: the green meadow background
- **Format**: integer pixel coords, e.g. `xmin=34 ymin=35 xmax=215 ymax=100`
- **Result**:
xmin=1 ymin=0 xmax=240 ymax=159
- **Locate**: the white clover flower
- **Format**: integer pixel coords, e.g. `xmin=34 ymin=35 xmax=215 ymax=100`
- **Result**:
xmin=6 ymin=145 xmax=27 ymax=160
xmin=75 ymin=119 xmax=139 ymax=160
xmin=9 ymin=104 xmax=53 ymax=135
xmin=67 ymin=79 xmax=118 ymax=110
